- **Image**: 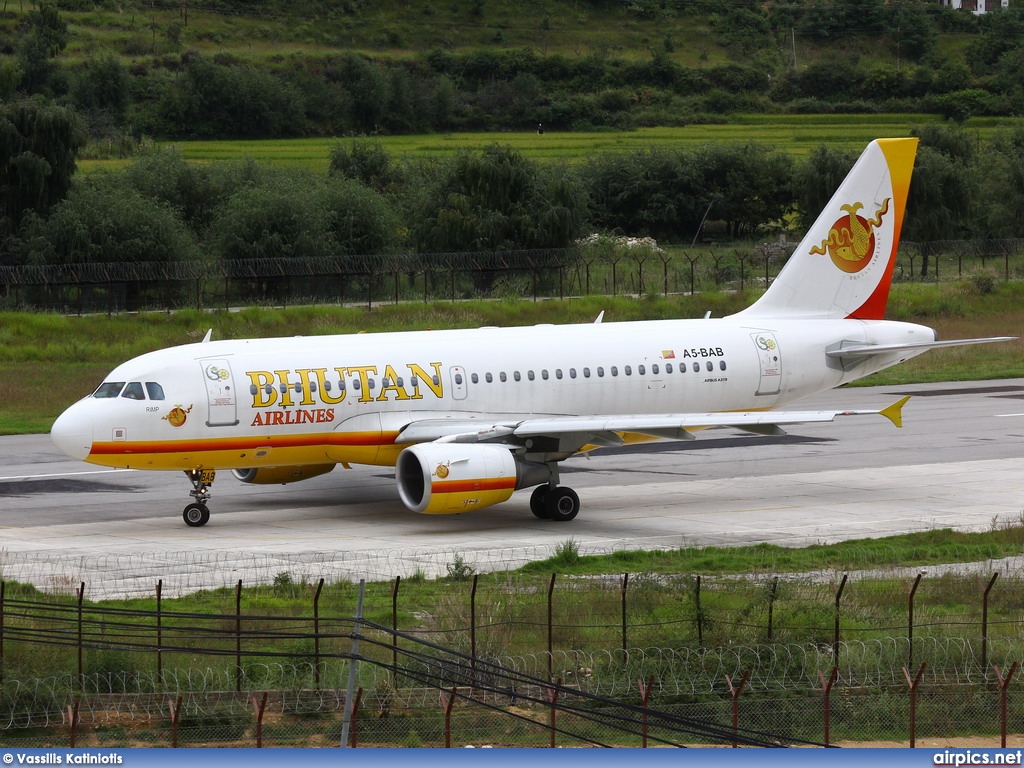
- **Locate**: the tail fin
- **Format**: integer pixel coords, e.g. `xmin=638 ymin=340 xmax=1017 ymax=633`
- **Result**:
xmin=733 ymin=138 xmax=918 ymax=321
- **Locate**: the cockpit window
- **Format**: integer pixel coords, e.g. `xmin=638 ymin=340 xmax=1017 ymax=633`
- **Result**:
xmin=93 ymin=382 xmax=125 ymax=398
xmin=121 ymin=382 xmax=145 ymax=400
xmin=145 ymin=382 xmax=165 ymax=401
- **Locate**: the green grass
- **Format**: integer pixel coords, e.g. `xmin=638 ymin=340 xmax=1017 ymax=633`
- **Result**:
xmin=79 ymin=116 xmax=1024 ymax=174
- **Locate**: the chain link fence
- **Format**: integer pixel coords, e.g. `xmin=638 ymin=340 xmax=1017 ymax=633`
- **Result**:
xmin=4 ymin=548 xmax=1024 ymax=746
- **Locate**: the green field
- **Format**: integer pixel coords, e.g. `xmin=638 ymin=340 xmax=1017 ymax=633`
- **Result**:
xmin=79 ymin=115 xmax=1024 ymax=173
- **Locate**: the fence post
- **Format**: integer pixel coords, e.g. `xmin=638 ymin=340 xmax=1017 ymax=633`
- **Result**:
xmin=156 ymin=580 xmax=163 ymax=684
xmin=995 ymin=663 xmax=1018 ymax=748
xmin=908 ymin=572 xmax=923 ymax=671
xmin=1 ymin=581 xmax=5 ymax=684
xmin=341 ymin=579 xmax=366 ymax=749
xmin=76 ymin=582 xmax=85 ymax=689
xmin=638 ymin=675 xmax=654 ymax=747
xmin=833 ymin=574 xmax=848 ymax=666
xmin=547 ymin=573 xmax=556 ymax=681
xmin=546 ymin=678 xmax=562 ymax=748
xmin=67 ymin=701 xmax=79 ymax=747
xmin=470 ymin=574 xmax=478 ymax=686
xmin=391 ymin=576 xmax=401 ymax=686
xmin=169 ymin=696 xmax=183 ymax=748
xmin=819 ymin=667 xmax=838 ymax=746
xmin=766 ymin=577 xmax=778 ymax=643
xmin=621 ymin=573 xmax=629 ymax=652
xmin=726 ymin=671 xmax=750 ymax=748
xmin=443 ymin=687 xmax=457 ymax=747
xmin=235 ymin=579 xmax=243 ymax=692
xmin=252 ymin=692 xmax=268 ymax=748
xmin=312 ymin=578 xmax=324 ymax=690
xmin=982 ymin=573 xmax=999 ymax=674
xmin=349 ymin=687 xmax=363 ymax=748
xmin=695 ymin=575 xmax=703 ymax=647
xmin=903 ymin=662 xmax=927 ymax=748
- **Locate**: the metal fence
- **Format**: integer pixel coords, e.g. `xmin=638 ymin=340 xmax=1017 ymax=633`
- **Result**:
xmin=2 ymin=239 xmax=1022 ymax=314
xmin=4 ymin=552 xmax=1024 ymax=746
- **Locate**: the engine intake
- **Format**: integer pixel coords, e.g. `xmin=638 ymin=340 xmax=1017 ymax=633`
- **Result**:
xmin=396 ymin=443 xmax=549 ymax=514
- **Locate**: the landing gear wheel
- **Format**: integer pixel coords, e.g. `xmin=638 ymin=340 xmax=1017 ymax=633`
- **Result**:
xmin=530 ymin=485 xmax=550 ymax=519
xmin=545 ymin=487 xmax=580 ymax=522
xmin=183 ymin=503 xmax=210 ymax=527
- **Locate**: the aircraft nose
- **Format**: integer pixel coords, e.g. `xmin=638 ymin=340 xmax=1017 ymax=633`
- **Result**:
xmin=51 ymin=401 xmax=94 ymax=461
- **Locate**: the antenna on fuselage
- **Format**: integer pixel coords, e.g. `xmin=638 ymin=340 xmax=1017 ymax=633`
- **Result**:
xmin=202 ymin=329 xmax=213 ymax=343
xmin=594 ymin=311 xmax=604 ymax=324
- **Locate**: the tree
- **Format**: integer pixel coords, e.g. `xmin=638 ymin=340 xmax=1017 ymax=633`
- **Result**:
xmin=408 ymin=144 xmax=588 ymax=253
xmin=16 ymin=0 xmax=69 ymax=95
xmin=903 ymin=146 xmax=976 ymax=275
xmin=793 ymin=144 xmax=858 ymax=231
xmin=0 ymin=99 xmax=88 ymax=251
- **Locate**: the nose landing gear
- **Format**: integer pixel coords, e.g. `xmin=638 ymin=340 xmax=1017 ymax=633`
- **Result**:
xmin=183 ymin=469 xmax=215 ymax=527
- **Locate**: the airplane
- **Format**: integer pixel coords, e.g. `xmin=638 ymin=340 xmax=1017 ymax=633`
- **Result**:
xmin=51 ymin=137 xmax=1013 ymax=527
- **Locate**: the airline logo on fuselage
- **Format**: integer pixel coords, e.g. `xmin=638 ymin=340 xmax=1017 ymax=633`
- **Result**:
xmin=245 ymin=362 xmax=444 ymax=427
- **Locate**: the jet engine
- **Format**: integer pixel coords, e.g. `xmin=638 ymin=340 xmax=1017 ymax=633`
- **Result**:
xmin=232 ymin=464 xmax=336 ymax=484
xmin=396 ymin=443 xmax=549 ymax=514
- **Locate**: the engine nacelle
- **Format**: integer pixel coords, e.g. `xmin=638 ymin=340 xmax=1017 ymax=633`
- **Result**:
xmin=232 ymin=464 xmax=335 ymax=485
xmin=396 ymin=443 xmax=549 ymax=514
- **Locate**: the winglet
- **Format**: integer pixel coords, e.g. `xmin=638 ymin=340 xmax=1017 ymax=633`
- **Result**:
xmin=879 ymin=396 xmax=911 ymax=428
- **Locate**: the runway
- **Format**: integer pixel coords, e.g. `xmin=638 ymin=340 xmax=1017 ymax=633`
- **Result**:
xmin=1 ymin=379 xmax=1021 ymax=597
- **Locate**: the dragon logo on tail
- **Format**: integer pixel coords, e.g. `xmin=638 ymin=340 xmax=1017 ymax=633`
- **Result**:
xmin=810 ymin=198 xmax=890 ymax=274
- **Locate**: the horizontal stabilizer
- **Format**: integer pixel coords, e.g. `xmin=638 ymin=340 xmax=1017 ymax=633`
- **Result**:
xmin=826 ymin=337 xmax=1016 ymax=360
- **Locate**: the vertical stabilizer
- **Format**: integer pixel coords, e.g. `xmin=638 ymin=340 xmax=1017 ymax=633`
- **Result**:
xmin=732 ymin=138 xmax=918 ymax=321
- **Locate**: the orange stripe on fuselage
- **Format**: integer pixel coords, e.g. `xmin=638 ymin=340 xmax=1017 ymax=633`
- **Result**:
xmin=90 ymin=430 xmax=399 ymax=456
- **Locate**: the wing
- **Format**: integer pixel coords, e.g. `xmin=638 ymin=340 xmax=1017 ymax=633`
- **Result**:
xmin=395 ymin=397 xmax=911 ymax=455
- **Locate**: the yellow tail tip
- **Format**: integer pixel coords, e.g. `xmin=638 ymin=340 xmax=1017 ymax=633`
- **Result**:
xmin=879 ymin=395 xmax=911 ymax=428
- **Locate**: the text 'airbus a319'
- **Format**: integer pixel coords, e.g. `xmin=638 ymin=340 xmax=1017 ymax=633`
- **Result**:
xmin=51 ymin=138 xmax=1013 ymax=527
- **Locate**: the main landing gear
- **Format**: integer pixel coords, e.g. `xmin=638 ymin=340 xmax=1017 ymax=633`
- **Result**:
xmin=183 ymin=469 xmax=215 ymax=527
xmin=529 ymin=484 xmax=581 ymax=522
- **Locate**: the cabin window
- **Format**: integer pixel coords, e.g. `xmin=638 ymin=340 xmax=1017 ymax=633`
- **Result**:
xmin=720 ymin=361 xmax=728 ymax=371
xmin=93 ymin=382 xmax=126 ymax=399
xmin=279 ymin=383 xmax=288 ymax=394
xmin=610 ymin=366 xmax=618 ymax=376
xmin=145 ymin=382 xmax=165 ymax=400
xmin=410 ymin=376 xmax=419 ymax=388
xmin=338 ymin=379 xmax=346 ymax=391
xmin=500 ymin=372 xmax=507 ymax=382
xmin=625 ymin=365 xmax=632 ymax=376
xmin=528 ymin=370 xmax=535 ymax=381
xmin=455 ymin=373 xmax=463 ymax=385
xmin=121 ymin=382 xmax=145 ymax=400
xmin=308 ymin=381 xmax=318 ymax=393
xmin=381 ymin=377 xmax=391 ymax=387
xmin=368 ymin=378 xmax=375 ymax=389
xmin=666 ymin=363 xmax=673 ymax=374
xmin=324 ymin=381 xmax=332 ymax=392
xmin=513 ymin=371 xmax=522 ymax=382
xmin=542 ymin=370 xmax=549 ymax=380
xmin=293 ymin=383 xmax=303 ymax=393
xmin=397 ymin=377 xmax=404 ymax=388
xmin=353 ymin=379 xmax=361 ymax=391
xmin=706 ymin=361 xmax=713 ymax=372
xmin=264 ymin=384 xmax=274 ymax=395
xmin=638 ymin=365 xmax=646 ymax=375
xmin=432 ymin=375 xmax=440 ymax=386
xmin=569 ymin=368 xmax=577 ymax=379
xmin=249 ymin=385 xmax=258 ymax=396
xmin=597 ymin=367 xmax=605 ymax=377
xmin=692 ymin=362 xmax=700 ymax=372
xmin=652 ymin=364 xmax=660 ymax=375
xmin=471 ymin=373 xmax=479 ymax=384
xmin=555 ymin=369 xmax=563 ymax=379
xmin=486 ymin=372 xmax=493 ymax=383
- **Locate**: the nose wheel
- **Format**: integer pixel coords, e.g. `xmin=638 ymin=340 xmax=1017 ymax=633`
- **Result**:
xmin=183 ymin=469 xmax=215 ymax=527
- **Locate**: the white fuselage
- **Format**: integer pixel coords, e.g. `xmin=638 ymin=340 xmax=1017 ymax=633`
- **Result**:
xmin=52 ymin=315 xmax=935 ymax=473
